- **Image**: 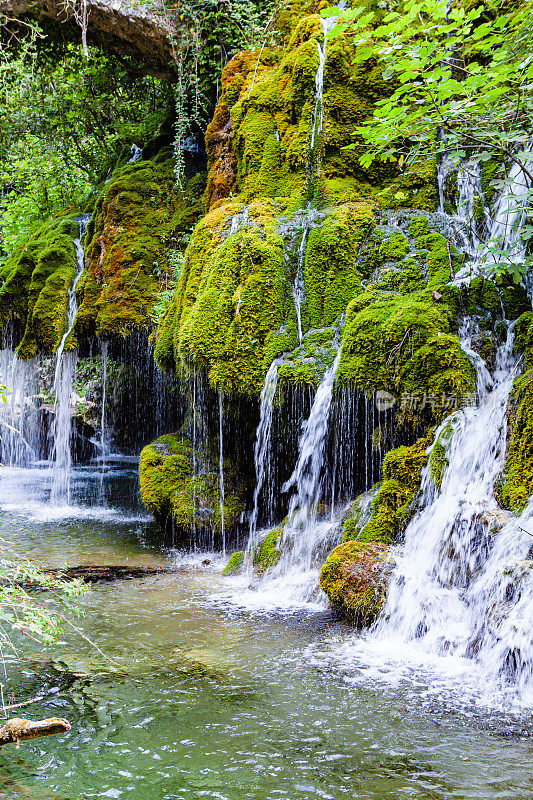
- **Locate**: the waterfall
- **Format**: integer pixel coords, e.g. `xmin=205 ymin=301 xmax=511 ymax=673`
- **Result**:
xmin=451 ymin=147 xmax=532 ymax=286
xmin=247 ymin=358 xmax=281 ymax=553
xmin=0 ymin=351 xmax=40 ymax=466
xmin=292 ymin=230 xmax=307 ymax=344
xmin=311 ymin=12 xmax=341 ymax=156
xmin=238 ymin=347 xmax=343 ymax=609
xmin=483 ymin=153 xmax=532 ymax=275
xmin=49 ymin=214 xmax=90 ymax=505
xmin=218 ymin=389 xmax=225 ymax=556
xmin=269 ymin=346 xmax=342 ymax=591
xmin=99 ymin=341 xmax=109 ymax=462
xmin=364 ymin=320 xmax=533 ymax=704
xmin=128 ymin=144 xmax=142 ymax=163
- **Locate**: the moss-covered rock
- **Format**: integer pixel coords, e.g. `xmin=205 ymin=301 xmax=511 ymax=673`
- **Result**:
xmin=223 ymin=550 xmax=245 ymax=575
xmin=202 ymin=3 xmax=433 ymax=211
xmin=77 ymin=153 xmax=205 ymax=340
xmin=253 ymin=525 xmax=283 ymax=570
xmin=0 ymin=216 xmax=79 ymax=358
xmin=340 ymin=486 xmax=380 ymax=543
xmin=358 ymin=435 xmax=432 ymax=544
xmin=338 ymin=289 xmax=476 ymax=424
xmin=319 ymin=540 xmax=393 ymax=623
xmin=498 ymin=370 xmax=533 ymax=513
xmin=139 ymin=431 xmax=245 ymax=538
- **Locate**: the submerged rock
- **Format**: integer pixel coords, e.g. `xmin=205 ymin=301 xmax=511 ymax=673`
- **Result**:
xmin=319 ymin=541 xmax=393 ymax=624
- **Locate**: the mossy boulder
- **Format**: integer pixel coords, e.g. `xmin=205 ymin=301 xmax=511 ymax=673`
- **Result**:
xmin=358 ymin=435 xmax=432 ymax=544
xmin=341 ymin=486 xmax=380 ymax=543
xmin=320 ymin=541 xmax=393 ymax=624
xmin=139 ymin=431 xmax=245 ymax=539
xmin=223 ymin=550 xmax=245 ymax=575
xmin=338 ymin=289 xmax=476 ymax=424
xmin=253 ymin=525 xmax=283 ymax=570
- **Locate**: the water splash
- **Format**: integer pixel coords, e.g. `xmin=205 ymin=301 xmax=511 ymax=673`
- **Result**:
xmin=359 ymin=320 xmax=533 ymax=706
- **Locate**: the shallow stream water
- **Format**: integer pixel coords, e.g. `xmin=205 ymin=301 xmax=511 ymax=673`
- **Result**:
xmin=1 ymin=465 xmax=532 ymax=800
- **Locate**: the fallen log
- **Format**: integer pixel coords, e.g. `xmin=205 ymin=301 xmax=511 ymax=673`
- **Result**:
xmin=44 ymin=565 xmax=173 ymax=583
xmin=0 ymin=717 xmax=70 ymax=746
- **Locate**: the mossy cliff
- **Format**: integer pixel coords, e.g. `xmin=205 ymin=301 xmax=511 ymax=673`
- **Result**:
xmin=203 ymin=4 xmax=435 ymax=210
xmin=139 ymin=431 xmax=245 ymax=539
xmin=0 ymin=148 xmax=205 ymax=357
xmin=76 ymin=151 xmax=205 ymax=340
xmin=0 ymin=216 xmax=79 ymax=358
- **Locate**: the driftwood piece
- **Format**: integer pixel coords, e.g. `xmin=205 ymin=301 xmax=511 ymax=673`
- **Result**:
xmin=0 ymin=717 xmax=70 ymax=746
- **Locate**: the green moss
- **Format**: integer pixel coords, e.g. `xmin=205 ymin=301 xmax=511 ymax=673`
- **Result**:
xmin=277 ymin=329 xmax=337 ymax=388
xmin=253 ymin=525 xmax=283 ymax=570
xmin=319 ymin=540 xmax=392 ymax=623
xmin=139 ymin=431 xmax=245 ymax=535
xmin=359 ymin=435 xmax=431 ymax=543
xmin=339 ymin=290 xmax=475 ymax=422
xmin=371 ymin=258 xmax=426 ymax=294
xmin=498 ymin=370 xmax=533 ymax=513
xmin=429 ymin=420 xmax=453 ymax=489
xmin=304 ymin=203 xmax=372 ymax=328
xmin=224 ymin=551 xmax=245 ymax=575
xmin=380 ymin=233 xmax=410 ymax=262
xmin=77 ymin=156 xmax=204 ymax=340
xmin=408 ymin=216 xmax=430 ymax=238
xmin=515 ymin=312 xmax=533 ymax=366
xmin=0 ymin=216 xmax=79 ymax=358
xmin=415 ymin=232 xmax=462 ymax=290
xmin=341 ymin=486 xmax=379 ymax=542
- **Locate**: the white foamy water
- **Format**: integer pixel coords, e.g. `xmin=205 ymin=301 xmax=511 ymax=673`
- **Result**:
xmin=238 ymin=348 xmax=343 ymax=610
xmin=313 ymin=321 xmax=533 ymax=712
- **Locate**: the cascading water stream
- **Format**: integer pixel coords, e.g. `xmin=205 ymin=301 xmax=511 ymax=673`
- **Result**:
xmin=128 ymin=144 xmax=142 ymax=163
xmin=450 ymin=145 xmax=533 ymax=287
xmin=256 ymin=347 xmax=343 ymax=603
xmin=308 ymin=3 xmax=346 ymax=182
xmin=247 ymin=358 xmax=281 ymax=557
xmin=0 ymin=352 xmax=40 ymax=466
xmin=218 ymin=389 xmax=225 ymax=556
xmin=292 ymin=230 xmax=308 ymax=344
xmin=355 ymin=319 xmax=533 ymax=705
xmin=100 ymin=341 xmax=109 ymax=461
xmin=49 ymin=214 xmax=90 ymax=505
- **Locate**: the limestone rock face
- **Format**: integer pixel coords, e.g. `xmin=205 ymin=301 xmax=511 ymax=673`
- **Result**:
xmin=0 ymin=0 xmax=176 ymax=74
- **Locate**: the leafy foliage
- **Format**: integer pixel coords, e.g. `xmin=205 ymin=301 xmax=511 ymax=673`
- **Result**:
xmin=0 ymin=40 xmax=174 ymax=257
xmin=0 ymin=537 xmax=89 ymax=653
xmin=328 ymin=0 xmax=533 ymax=283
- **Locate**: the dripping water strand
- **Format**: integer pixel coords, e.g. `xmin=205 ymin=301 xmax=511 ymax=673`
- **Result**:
xmin=247 ymin=358 xmax=281 ymax=560
xmin=218 ymin=389 xmax=225 ymax=557
xmin=50 ymin=214 xmax=90 ymax=506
